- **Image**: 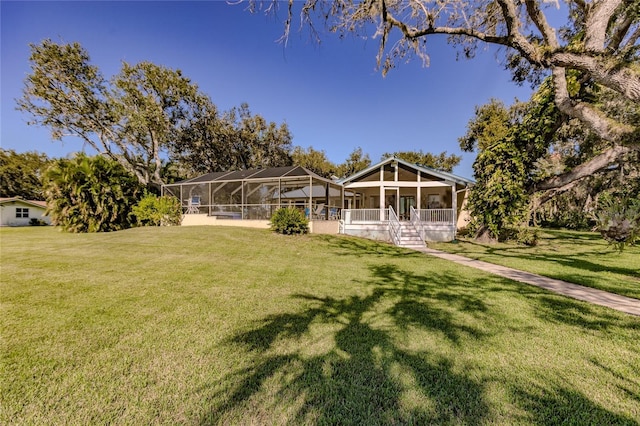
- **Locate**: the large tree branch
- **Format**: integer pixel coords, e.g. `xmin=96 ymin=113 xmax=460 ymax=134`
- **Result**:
xmin=549 ymin=51 xmax=640 ymax=101
xmin=524 ymin=0 xmax=559 ymax=48
xmin=535 ymin=143 xmax=636 ymax=192
xmin=607 ymin=12 xmax=634 ymax=51
xmin=382 ymin=4 xmax=543 ymax=64
xmin=584 ymin=0 xmax=624 ymax=51
xmin=552 ymin=67 xmax=636 ymax=143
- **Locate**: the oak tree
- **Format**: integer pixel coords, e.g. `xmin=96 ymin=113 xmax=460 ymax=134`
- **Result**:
xmin=0 ymin=149 xmax=52 ymax=199
xmin=246 ymin=0 xmax=639 ymax=192
xmin=18 ymin=40 xmax=203 ymax=189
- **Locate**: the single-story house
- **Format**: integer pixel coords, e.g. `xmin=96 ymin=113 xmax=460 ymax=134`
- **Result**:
xmin=0 ymin=197 xmax=50 ymax=227
xmin=162 ymin=157 xmax=474 ymax=245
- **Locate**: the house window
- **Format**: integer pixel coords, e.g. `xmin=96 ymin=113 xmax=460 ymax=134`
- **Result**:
xmin=16 ymin=208 xmax=30 ymax=218
xmin=427 ymin=194 xmax=442 ymax=209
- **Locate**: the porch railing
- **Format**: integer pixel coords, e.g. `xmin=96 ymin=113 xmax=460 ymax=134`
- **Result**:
xmin=416 ymin=208 xmax=455 ymax=224
xmin=388 ymin=206 xmax=401 ymax=245
xmin=342 ymin=208 xmax=389 ymax=223
xmin=410 ymin=206 xmax=426 ymax=243
xmin=341 ymin=208 xmax=454 ymax=225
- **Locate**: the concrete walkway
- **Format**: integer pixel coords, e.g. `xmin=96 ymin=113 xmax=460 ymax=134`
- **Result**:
xmin=415 ymin=247 xmax=640 ymax=317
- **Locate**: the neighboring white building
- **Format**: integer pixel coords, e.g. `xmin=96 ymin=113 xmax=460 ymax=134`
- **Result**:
xmin=0 ymin=198 xmax=50 ymax=227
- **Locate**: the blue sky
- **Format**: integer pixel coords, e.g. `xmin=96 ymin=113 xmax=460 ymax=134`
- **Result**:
xmin=1 ymin=1 xmax=534 ymax=179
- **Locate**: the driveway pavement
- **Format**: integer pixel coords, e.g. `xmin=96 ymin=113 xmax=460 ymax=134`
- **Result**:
xmin=416 ymin=247 xmax=640 ymax=317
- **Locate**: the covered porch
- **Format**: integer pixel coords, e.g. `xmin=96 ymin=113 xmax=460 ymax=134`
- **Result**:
xmin=337 ymin=157 xmax=473 ymax=243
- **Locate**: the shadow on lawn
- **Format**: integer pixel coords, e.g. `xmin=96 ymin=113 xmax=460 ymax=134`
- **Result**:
xmin=315 ymin=234 xmax=425 ymax=259
xmin=510 ymin=382 xmax=637 ymax=425
xmin=197 ymin=257 xmax=634 ymax=425
xmin=457 ymin=238 xmax=640 ymax=280
xmin=199 ymin=263 xmax=491 ymax=425
xmin=533 ymin=295 xmax=640 ymax=332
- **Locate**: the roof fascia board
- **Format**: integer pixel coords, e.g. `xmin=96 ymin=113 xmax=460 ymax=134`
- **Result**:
xmin=0 ymin=198 xmax=46 ymax=208
xmin=337 ymin=157 xmax=393 ymax=184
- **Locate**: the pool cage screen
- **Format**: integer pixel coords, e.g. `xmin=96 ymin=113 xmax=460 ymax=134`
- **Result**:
xmin=162 ymin=166 xmax=344 ymax=221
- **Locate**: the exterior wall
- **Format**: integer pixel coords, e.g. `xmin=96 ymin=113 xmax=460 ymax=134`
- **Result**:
xmin=456 ymin=190 xmax=471 ymax=230
xmin=309 ymin=220 xmax=340 ymax=234
xmin=342 ymin=222 xmax=455 ymax=243
xmin=181 ymin=214 xmax=341 ymax=235
xmin=0 ymin=201 xmax=50 ymax=227
xmin=423 ymin=224 xmax=456 ymax=242
xmin=341 ymin=224 xmax=392 ymax=243
xmin=181 ymin=214 xmax=270 ymax=229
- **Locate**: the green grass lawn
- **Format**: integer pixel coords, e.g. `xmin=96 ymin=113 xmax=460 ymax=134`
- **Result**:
xmin=2 ymin=226 xmax=639 ymax=424
xmin=429 ymin=229 xmax=640 ymax=300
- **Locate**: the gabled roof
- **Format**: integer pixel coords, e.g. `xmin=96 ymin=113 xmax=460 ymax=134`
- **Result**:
xmin=337 ymin=157 xmax=475 ymax=186
xmin=0 ymin=197 xmax=47 ymax=208
xmin=169 ymin=165 xmax=331 ymax=185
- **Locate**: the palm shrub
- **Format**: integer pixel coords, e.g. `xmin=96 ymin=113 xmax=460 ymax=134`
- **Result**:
xmin=43 ymin=154 xmax=142 ymax=232
xmin=270 ymin=207 xmax=309 ymax=235
xmin=133 ymin=193 xmax=182 ymax=226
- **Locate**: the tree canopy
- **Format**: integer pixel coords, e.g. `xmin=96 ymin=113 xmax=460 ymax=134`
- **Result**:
xmin=0 ymin=149 xmax=51 ymax=200
xmin=18 ymin=40 xmax=293 ymax=188
xmin=247 ymin=0 xmax=639 ymax=191
xmin=381 ymin=150 xmax=461 ymax=172
xmin=171 ymin=101 xmax=293 ymax=178
xmin=291 ymin=146 xmax=336 ymax=178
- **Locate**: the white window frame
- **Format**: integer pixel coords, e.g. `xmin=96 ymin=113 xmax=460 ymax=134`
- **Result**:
xmin=16 ymin=207 xmax=30 ymax=218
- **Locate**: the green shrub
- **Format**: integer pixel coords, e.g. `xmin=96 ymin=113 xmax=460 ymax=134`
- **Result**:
xmin=498 ymin=226 xmax=538 ymax=246
xmin=43 ymin=154 xmax=143 ymax=233
xmin=133 ymin=194 xmax=182 ymax=226
xmin=593 ymin=192 xmax=640 ymax=250
xmin=29 ymin=218 xmax=47 ymax=226
xmin=270 ymin=207 xmax=309 ymax=235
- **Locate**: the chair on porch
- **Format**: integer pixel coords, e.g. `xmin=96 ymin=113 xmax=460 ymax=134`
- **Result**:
xmin=329 ymin=207 xmax=339 ymax=220
xmin=185 ymin=196 xmax=201 ymax=214
xmin=312 ymin=204 xmax=325 ymax=219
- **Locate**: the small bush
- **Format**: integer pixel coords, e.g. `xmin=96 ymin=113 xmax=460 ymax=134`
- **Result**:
xmin=498 ymin=226 xmax=538 ymax=246
xmin=29 ymin=218 xmax=47 ymax=226
xmin=133 ymin=194 xmax=182 ymax=226
xmin=270 ymin=207 xmax=309 ymax=235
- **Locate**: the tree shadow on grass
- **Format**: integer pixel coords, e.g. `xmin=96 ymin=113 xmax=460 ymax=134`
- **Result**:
xmin=196 ymin=254 xmax=637 ymax=424
xmin=589 ymin=358 xmax=640 ymax=406
xmin=534 ymin=295 xmax=640 ymax=331
xmin=510 ymin=382 xmax=638 ymax=425
xmin=315 ymin=234 xmax=425 ymax=259
xmin=454 ymin=238 xmax=640 ymax=283
xmin=198 ymin=263 xmax=491 ymax=425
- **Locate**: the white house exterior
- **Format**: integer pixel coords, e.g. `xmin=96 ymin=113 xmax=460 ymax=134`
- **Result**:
xmin=0 ymin=198 xmax=50 ymax=227
xmin=337 ymin=157 xmax=474 ymax=244
xmin=162 ymin=157 xmax=474 ymax=246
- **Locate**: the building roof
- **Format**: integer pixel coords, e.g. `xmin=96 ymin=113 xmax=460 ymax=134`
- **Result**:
xmin=168 ymin=165 xmax=331 ymax=185
xmin=0 ymin=197 xmax=47 ymax=208
xmin=337 ymin=157 xmax=475 ymax=186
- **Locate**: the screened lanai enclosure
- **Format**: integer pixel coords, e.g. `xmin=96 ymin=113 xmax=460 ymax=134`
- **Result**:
xmin=162 ymin=166 xmax=343 ymax=221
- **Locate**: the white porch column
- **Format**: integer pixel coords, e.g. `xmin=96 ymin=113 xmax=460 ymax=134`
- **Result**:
xmin=379 ymin=185 xmax=385 ymax=221
xmin=417 ymin=171 xmax=421 ymax=211
xmin=451 ymin=183 xmax=457 ymax=228
xmin=379 ymin=164 xmax=385 ymax=220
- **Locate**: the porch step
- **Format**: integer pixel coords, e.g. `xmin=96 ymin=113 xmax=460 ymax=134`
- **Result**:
xmin=395 ymin=223 xmax=425 ymax=248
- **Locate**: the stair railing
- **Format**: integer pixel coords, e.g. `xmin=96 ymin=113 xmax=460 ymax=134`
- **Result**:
xmin=410 ymin=206 xmax=426 ymax=245
xmin=388 ymin=205 xmax=401 ymax=246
